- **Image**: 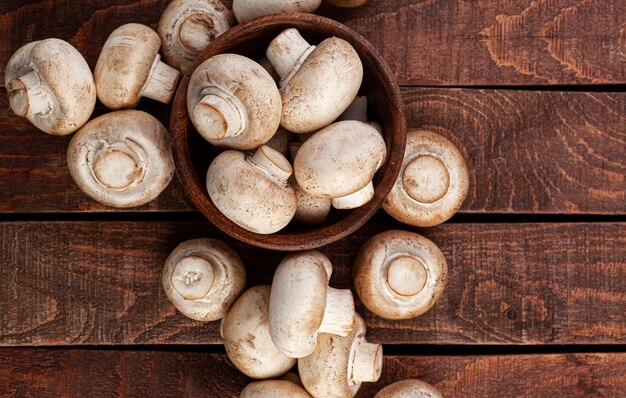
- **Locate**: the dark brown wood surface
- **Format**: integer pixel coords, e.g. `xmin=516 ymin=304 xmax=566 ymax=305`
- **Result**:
xmin=1 ymin=221 xmax=624 ymax=346
xmin=1 ymin=88 xmax=624 ymax=214
xmin=1 ymin=0 xmax=625 ymax=86
xmin=1 ymin=349 xmax=625 ymax=397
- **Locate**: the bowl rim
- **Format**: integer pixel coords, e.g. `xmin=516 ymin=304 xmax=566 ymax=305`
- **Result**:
xmin=170 ymin=12 xmax=407 ymax=251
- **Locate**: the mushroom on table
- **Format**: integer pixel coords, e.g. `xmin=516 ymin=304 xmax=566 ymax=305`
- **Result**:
xmin=158 ymin=0 xmax=234 ymax=73
xmin=66 ymin=110 xmax=175 ymax=208
xmin=221 ymin=286 xmax=297 ymax=379
xmin=4 ymin=38 xmax=96 ymax=135
xmin=240 ymin=379 xmax=312 ymax=398
xmin=299 ymin=314 xmax=383 ymax=398
xmin=162 ymin=238 xmax=246 ymax=322
xmin=269 ymin=250 xmax=355 ymax=358
xmin=233 ymin=0 xmax=322 ymax=23
xmin=95 ymin=23 xmax=180 ymax=109
xmin=375 ymin=379 xmax=443 ymax=398
xmin=353 ymin=230 xmax=448 ymax=320
xmin=383 ymin=130 xmax=469 ymax=227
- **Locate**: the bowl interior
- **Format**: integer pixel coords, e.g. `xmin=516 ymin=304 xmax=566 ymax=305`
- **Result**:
xmin=170 ymin=13 xmax=406 ymax=251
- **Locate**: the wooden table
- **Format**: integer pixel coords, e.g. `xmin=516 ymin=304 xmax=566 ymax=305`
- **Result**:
xmin=1 ymin=1 xmax=625 ymax=397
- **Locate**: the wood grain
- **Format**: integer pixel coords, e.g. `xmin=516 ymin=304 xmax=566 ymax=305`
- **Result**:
xmin=1 ymin=88 xmax=624 ymax=214
xmin=1 ymin=221 xmax=624 ymax=346
xmin=1 ymin=0 xmax=624 ymax=86
xmin=1 ymin=349 xmax=625 ymax=397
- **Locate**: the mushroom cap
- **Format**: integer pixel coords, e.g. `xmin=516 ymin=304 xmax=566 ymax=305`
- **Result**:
xmin=326 ymin=0 xmax=368 ymax=7
xmin=67 ymin=110 xmax=175 ymax=208
xmin=294 ymin=121 xmax=386 ymax=198
xmin=279 ymin=37 xmax=363 ymax=133
xmin=354 ymin=230 xmax=447 ymax=320
xmin=162 ymin=238 xmax=246 ymax=322
xmin=158 ymin=0 xmax=234 ymax=73
xmin=4 ymin=39 xmax=96 ymax=135
xmin=221 ymin=286 xmax=297 ymax=379
xmin=383 ymin=130 xmax=469 ymax=227
xmin=188 ymin=53 xmax=282 ymax=150
xmin=95 ymin=23 xmax=163 ymax=109
xmin=206 ymin=147 xmax=297 ymax=234
xmin=269 ymin=250 xmax=334 ymax=358
xmin=299 ymin=314 xmax=382 ymax=398
xmin=233 ymin=0 xmax=322 ymax=23
xmin=375 ymin=379 xmax=443 ymax=398
xmin=240 ymin=380 xmax=312 ymax=398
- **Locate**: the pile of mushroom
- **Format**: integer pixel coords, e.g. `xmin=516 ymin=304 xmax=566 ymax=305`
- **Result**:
xmin=197 ymin=26 xmax=391 ymax=234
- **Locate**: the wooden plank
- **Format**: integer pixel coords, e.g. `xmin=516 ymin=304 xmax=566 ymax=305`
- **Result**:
xmin=1 ymin=350 xmax=625 ymax=397
xmin=1 ymin=221 xmax=624 ymax=346
xmin=1 ymin=89 xmax=624 ymax=214
xmin=1 ymin=1 xmax=625 ymax=86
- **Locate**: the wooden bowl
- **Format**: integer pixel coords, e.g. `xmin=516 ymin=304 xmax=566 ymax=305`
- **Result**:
xmin=170 ymin=13 xmax=406 ymax=251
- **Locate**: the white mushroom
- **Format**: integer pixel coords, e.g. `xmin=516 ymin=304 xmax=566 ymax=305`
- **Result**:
xmin=269 ymin=250 xmax=355 ymax=358
xmin=336 ymin=95 xmax=382 ymax=133
xmin=206 ymin=145 xmax=297 ymax=234
xmin=162 ymin=238 xmax=246 ymax=322
xmin=187 ymin=53 xmax=282 ymax=150
xmin=4 ymin=39 xmax=96 ymax=135
xmin=326 ymin=0 xmax=368 ymax=7
xmin=221 ymin=286 xmax=297 ymax=379
xmin=66 ymin=110 xmax=175 ymax=208
xmin=299 ymin=314 xmax=383 ymax=398
xmin=95 ymin=23 xmax=180 ymax=109
xmin=266 ymin=28 xmax=363 ymax=133
xmin=289 ymin=143 xmax=331 ymax=225
xmin=240 ymin=379 xmax=312 ymax=398
xmin=383 ymin=130 xmax=469 ymax=227
xmin=158 ymin=0 xmax=235 ymax=73
xmin=353 ymin=230 xmax=447 ymax=320
xmin=294 ymin=121 xmax=386 ymax=209
xmin=233 ymin=0 xmax=322 ymax=23
xmin=375 ymin=379 xmax=442 ymax=398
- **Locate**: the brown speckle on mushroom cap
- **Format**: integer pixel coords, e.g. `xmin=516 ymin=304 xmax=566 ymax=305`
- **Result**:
xmin=294 ymin=121 xmax=386 ymax=199
xmin=375 ymin=379 xmax=443 ymax=398
xmin=267 ymin=30 xmax=363 ymax=133
xmin=233 ymin=0 xmax=322 ymax=23
xmin=221 ymin=286 xmax=297 ymax=379
xmin=67 ymin=110 xmax=175 ymax=208
xmin=188 ymin=54 xmax=282 ymax=150
xmin=206 ymin=145 xmax=297 ymax=234
xmin=354 ymin=230 xmax=448 ymax=320
xmin=299 ymin=314 xmax=383 ymax=398
xmin=383 ymin=130 xmax=469 ymax=227
xmin=95 ymin=23 xmax=180 ymax=109
xmin=162 ymin=238 xmax=246 ymax=322
xmin=4 ymin=39 xmax=96 ymax=136
xmin=240 ymin=379 xmax=312 ymax=398
xmin=158 ymin=0 xmax=234 ymax=74
xmin=269 ymin=250 xmax=355 ymax=358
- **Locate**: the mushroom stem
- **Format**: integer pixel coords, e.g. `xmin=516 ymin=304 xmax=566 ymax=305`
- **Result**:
xmin=351 ymin=339 xmax=383 ymax=383
xmin=177 ymin=12 xmax=217 ymax=53
xmin=248 ymin=145 xmax=293 ymax=184
xmin=332 ymin=181 xmax=375 ymax=209
xmin=266 ymin=28 xmax=315 ymax=86
xmin=193 ymin=86 xmax=248 ymax=140
xmin=141 ymin=55 xmax=180 ymax=104
xmin=170 ymin=255 xmax=216 ymax=300
xmin=318 ymin=287 xmax=355 ymax=336
xmin=6 ymin=71 xmax=52 ymax=118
